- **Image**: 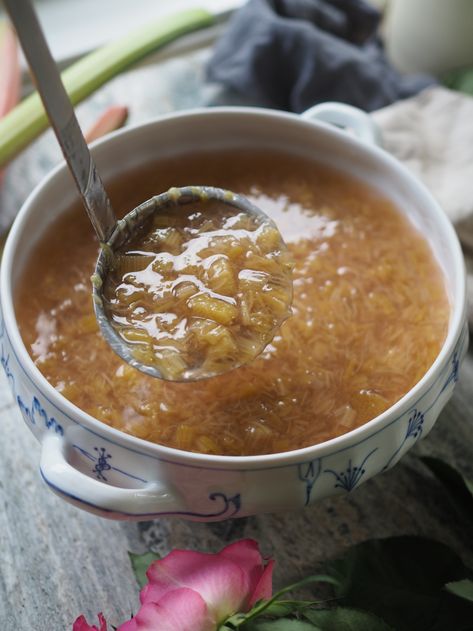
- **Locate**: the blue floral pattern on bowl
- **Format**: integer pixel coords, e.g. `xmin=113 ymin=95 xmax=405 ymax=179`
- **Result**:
xmin=325 ymin=448 xmax=378 ymax=492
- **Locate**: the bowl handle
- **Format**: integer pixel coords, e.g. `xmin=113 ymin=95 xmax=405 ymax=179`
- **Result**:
xmin=301 ymin=102 xmax=382 ymax=147
xmin=40 ymin=435 xmax=179 ymax=518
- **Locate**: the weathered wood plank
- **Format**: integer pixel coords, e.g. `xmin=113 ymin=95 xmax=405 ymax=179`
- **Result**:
xmin=0 ymin=379 xmax=144 ymax=630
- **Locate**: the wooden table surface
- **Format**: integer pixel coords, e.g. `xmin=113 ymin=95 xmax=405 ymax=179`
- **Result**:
xmin=1 ymin=51 xmax=472 ymax=631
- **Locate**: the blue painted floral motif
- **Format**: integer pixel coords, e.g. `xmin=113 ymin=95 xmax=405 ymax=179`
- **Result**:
xmin=73 ymin=444 xmax=149 ymax=483
xmin=406 ymin=409 xmax=424 ymax=439
xmin=0 ymin=343 xmax=15 ymax=392
xmin=325 ymin=448 xmax=377 ymax=492
xmin=17 ymin=395 xmax=63 ymax=435
xmin=441 ymin=351 xmax=460 ymax=394
xmin=383 ymin=408 xmax=424 ymax=471
xmin=93 ymin=447 xmax=112 ymax=481
xmin=0 ymin=315 xmax=15 ymax=394
xmin=298 ymin=459 xmax=321 ymax=506
xmin=206 ymin=492 xmax=241 ymax=519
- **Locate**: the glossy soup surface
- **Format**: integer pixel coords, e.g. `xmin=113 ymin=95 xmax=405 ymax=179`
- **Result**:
xmin=15 ymin=150 xmax=449 ymax=456
xmin=102 ymin=197 xmax=293 ymax=381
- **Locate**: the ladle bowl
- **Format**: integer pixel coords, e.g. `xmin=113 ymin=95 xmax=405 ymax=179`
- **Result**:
xmin=93 ymin=185 xmax=291 ymax=380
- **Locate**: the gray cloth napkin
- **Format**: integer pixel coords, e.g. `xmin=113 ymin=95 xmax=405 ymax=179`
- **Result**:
xmin=373 ymin=86 xmax=473 ymax=328
xmin=207 ymin=0 xmax=434 ymax=112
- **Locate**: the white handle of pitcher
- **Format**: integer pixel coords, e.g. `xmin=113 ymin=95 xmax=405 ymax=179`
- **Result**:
xmin=301 ymin=102 xmax=382 ymax=146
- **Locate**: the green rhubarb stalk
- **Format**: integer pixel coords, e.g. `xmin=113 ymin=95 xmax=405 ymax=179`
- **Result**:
xmin=0 ymin=8 xmax=214 ymax=169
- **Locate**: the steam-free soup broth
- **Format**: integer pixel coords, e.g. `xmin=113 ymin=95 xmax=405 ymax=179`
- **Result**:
xmin=15 ymin=150 xmax=449 ymax=456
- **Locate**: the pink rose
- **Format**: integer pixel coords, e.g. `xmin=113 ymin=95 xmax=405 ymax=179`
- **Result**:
xmin=73 ymin=613 xmax=107 ymax=631
xmin=118 ymin=539 xmax=274 ymax=631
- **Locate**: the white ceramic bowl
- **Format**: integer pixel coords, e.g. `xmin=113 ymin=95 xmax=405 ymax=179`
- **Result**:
xmin=0 ymin=104 xmax=468 ymax=521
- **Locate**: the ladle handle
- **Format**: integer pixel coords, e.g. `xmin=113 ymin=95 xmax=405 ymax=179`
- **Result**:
xmin=4 ymin=0 xmax=117 ymax=242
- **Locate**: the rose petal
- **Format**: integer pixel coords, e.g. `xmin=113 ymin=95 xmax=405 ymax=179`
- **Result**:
xmin=219 ymin=539 xmax=262 ymax=573
xmin=248 ymin=559 xmax=274 ymax=607
xmin=218 ymin=539 xmax=272 ymax=611
xmin=118 ymin=588 xmax=214 ymax=631
xmin=73 ymin=616 xmax=91 ymax=631
xmin=144 ymin=549 xmax=249 ymax=621
xmin=73 ymin=613 xmax=107 ymax=631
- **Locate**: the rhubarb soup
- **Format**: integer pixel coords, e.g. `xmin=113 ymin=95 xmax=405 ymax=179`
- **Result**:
xmin=15 ymin=150 xmax=449 ymax=456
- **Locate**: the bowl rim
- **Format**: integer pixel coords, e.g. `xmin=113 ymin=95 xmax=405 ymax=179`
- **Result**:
xmin=0 ymin=105 xmax=467 ymax=469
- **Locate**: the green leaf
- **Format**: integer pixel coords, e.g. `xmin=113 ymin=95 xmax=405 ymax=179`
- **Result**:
xmin=243 ymin=619 xmax=319 ymax=631
xmin=239 ymin=575 xmax=337 ymax=626
xmin=303 ymin=608 xmax=394 ymax=631
xmin=246 ymin=575 xmax=338 ymax=626
xmin=128 ymin=551 xmax=160 ymax=588
xmin=262 ymin=601 xmax=329 ymax=619
xmin=324 ymin=536 xmax=473 ymax=631
xmin=0 ymin=8 xmax=214 ymax=168
xmin=443 ymin=68 xmax=473 ymax=96
xmin=262 ymin=602 xmax=299 ymax=618
xmin=445 ymin=579 xmax=473 ymax=604
xmin=420 ymin=457 xmax=473 ymax=519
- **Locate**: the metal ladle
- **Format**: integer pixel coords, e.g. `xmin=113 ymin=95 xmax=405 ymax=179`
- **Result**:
xmin=5 ymin=0 xmax=289 ymax=381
